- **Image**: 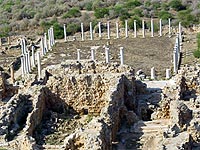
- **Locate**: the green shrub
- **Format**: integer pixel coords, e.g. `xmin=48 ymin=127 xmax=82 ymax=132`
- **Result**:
xmin=158 ymin=10 xmax=173 ymax=20
xmin=0 ymin=24 xmax=10 ymax=37
xmin=193 ymin=50 xmax=200 ymax=58
xmin=177 ymin=10 xmax=197 ymax=27
xmin=94 ymin=7 xmax=109 ymax=19
xmin=169 ymin=0 xmax=186 ymax=11
xmin=40 ymin=20 xmax=64 ymax=39
xmin=85 ymin=1 xmax=93 ymax=11
xmin=66 ymin=23 xmax=81 ymax=35
xmin=131 ymin=8 xmax=143 ymax=17
xmin=125 ymin=0 xmax=142 ymax=9
xmin=62 ymin=7 xmax=81 ymax=18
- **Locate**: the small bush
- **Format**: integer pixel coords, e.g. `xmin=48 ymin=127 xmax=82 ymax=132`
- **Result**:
xmin=169 ymin=0 xmax=186 ymax=11
xmin=177 ymin=9 xmax=197 ymax=27
xmin=85 ymin=1 xmax=93 ymax=11
xmin=62 ymin=7 xmax=81 ymax=18
xmin=193 ymin=50 xmax=200 ymax=58
xmin=158 ymin=10 xmax=173 ymax=20
xmin=94 ymin=7 xmax=109 ymax=19
xmin=125 ymin=0 xmax=142 ymax=9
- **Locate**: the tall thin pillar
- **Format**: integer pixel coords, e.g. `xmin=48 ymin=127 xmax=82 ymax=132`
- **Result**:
xmin=151 ymin=18 xmax=154 ymax=37
xmin=134 ymin=20 xmax=137 ymax=38
xmin=27 ymin=51 xmax=31 ymax=73
xmin=168 ymin=18 xmax=171 ymax=37
xmin=90 ymin=22 xmax=93 ymax=40
xmin=51 ymin=27 xmax=55 ymax=45
xmin=41 ymin=37 xmax=45 ymax=56
xmin=173 ymin=46 xmax=178 ymax=73
xmin=20 ymin=56 xmax=25 ymax=77
xmin=44 ymin=33 xmax=48 ymax=53
xmin=159 ymin=19 xmax=162 ymax=37
xmin=120 ymin=47 xmax=124 ymax=65
xmin=37 ymin=51 xmax=41 ymax=80
xmin=81 ymin=23 xmax=84 ymax=41
xmin=125 ymin=20 xmax=128 ymax=38
xmin=151 ymin=67 xmax=155 ymax=79
xmin=64 ymin=24 xmax=67 ymax=41
xmin=142 ymin=20 xmax=145 ymax=38
xmin=107 ymin=21 xmax=110 ymax=39
xmin=98 ymin=22 xmax=102 ymax=39
xmin=77 ymin=49 xmax=81 ymax=61
xmin=0 ymin=38 xmax=2 ymax=46
xmin=10 ymin=64 xmax=14 ymax=84
xmin=116 ymin=22 xmax=119 ymax=39
xmin=48 ymin=29 xmax=51 ymax=50
xmin=105 ymin=47 xmax=110 ymax=63
xmin=31 ymin=46 xmax=35 ymax=68
xmin=166 ymin=69 xmax=171 ymax=79
xmin=91 ymin=48 xmax=95 ymax=61
xmin=178 ymin=22 xmax=182 ymax=45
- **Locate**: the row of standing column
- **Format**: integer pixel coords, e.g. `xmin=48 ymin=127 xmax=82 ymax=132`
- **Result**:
xmin=64 ymin=18 xmax=174 ymax=41
xmin=76 ymin=47 xmax=124 ymax=65
xmin=173 ymin=22 xmax=182 ymax=74
xmin=20 ymin=27 xmax=55 ymax=80
xmin=150 ymin=67 xmax=171 ymax=80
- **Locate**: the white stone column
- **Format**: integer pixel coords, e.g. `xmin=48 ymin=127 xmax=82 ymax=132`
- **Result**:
xmin=142 ymin=20 xmax=145 ymax=38
xmin=125 ymin=20 xmax=128 ymax=38
xmin=107 ymin=21 xmax=110 ymax=39
xmin=81 ymin=23 xmax=84 ymax=41
xmin=7 ymin=37 xmax=10 ymax=45
xmin=48 ymin=29 xmax=51 ymax=50
xmin=27 ymin=51 xmax=31 ymax=73
xmin=166 ymin=69 xmax=171 ymax=79
xmin=120 ymin=47 xmax=124 ymax=65
xmin=20 ymin=56 xmax=25 ymax=77
xmin=178 ymin=22 xmax=182 ymax=45
xmin=173 ymin=46 xmax=178 ymax=73
xmin=168 ymin=18 xmax=171 ymax=37
xmin=44 ymin=33 xmax=48 ymax=53
xmin=98 ymin=22 xmax=102 ymax=39
xmin=51 ymin=27 xmax=55 ymax=45
xmin=41 ymin=37 xmax=45 ymax=56
xmin=134 ymin=20 xmax=137 ymax=38
xmin=116 ymin=22 xmax=119 ymax=39
xmin=151 ymin=18 xmax=154 ymax=37
xmin=64 ymin=24 xmax=67 ymax=41
xmin=20 ymin=38 xmax=24 ymax=55
xmin=91 ymin=48 xmax=95 ymax=61
xmin=10 ymin=64 xmax=15 ymax=84
xmin=77 ymin=49 xmax=81 ymax=61
xmin=90 ymin=22 xmax=93 ymax=40
xmin=25 ymin=52 xmax=29 ymax=73
xmin=151 ymin=67 xmax=155 ymax=79
xmin=37 ymin=51 xmax=41 ymax=80
xmin=0 ymin=38 xmax=2 ymax=46
xmin=31 ymin=46 xmax=35 ymax=68
xmin=23 ymin=54 xmax=28 ymax=74
xmin=159 ymin=19 xmax=162 ymax=37
xmin=105 ymin=47 xmax=110 ymax=63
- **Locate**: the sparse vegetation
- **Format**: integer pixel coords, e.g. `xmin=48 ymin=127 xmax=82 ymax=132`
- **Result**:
xmin=0 ymin=0 xmax=199 ymax=37
xmin=193 ymin=33 xmax=200 ymax=58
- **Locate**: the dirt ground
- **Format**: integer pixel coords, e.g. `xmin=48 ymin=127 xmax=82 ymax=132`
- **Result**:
xmin=40 ymin=36 xmax=174 ymax=78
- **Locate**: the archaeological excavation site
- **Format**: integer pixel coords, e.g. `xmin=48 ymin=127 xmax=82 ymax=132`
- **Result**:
xmin=0 ymin=16 xmax=200 ymax=150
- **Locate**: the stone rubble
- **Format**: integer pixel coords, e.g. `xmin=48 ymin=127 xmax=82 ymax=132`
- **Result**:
xmin=0 ymin=61 xmax=199 ymax=150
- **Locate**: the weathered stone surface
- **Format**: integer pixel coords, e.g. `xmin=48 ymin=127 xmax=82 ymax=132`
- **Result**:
xmin=170 ymin=100 xmax=192 ymax=130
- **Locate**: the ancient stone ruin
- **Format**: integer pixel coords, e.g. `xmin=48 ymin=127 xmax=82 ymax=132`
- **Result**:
xmin=0 ymin=19 xmax=200 ymax=150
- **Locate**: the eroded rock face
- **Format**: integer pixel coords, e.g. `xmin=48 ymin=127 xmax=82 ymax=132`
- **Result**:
xmin=170 ymin=100 xmax=192 ymax=130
